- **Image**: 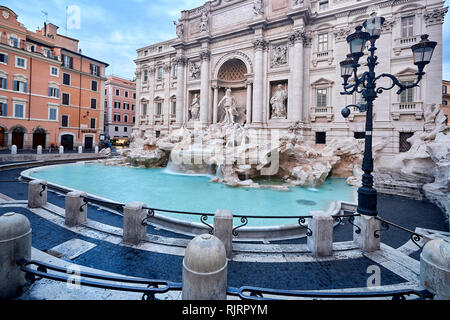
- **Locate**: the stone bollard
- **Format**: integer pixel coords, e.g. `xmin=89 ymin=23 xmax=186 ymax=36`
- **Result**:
xmin=36 ymin=145 xmax=42 ymax=155
xmin=11 ymin=145 xmax=17 ymax=155
xmin=420 ymin=238 xmax=450 ymax=300
xmin=353 ymin=215 xmax=380 ymax=253
xmin=95 ymin=146 xmax=99 ymax=154
xmin=59 ymin=146 xmax=64 ymax=154
xmin=182 ymin=234 xmax=228 ymax=300
xmin=123 ymin=202 xmax=147 ymax=245
xmin=214 ymin=210 xmax=233 ymax=259
xmin=78 ymin=146 xmax=83 ymax=154
xmin=28 ymin=180 xmax=48 ymax=208
xmin=65 ymin=191 xmax=88 ymax=227
xmin=0 ymin=212 xmax=32 ymax=299
xmin=307 ymin=211 xmax=334 ymax=257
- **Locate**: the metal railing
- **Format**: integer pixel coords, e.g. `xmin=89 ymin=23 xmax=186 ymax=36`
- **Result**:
xmin=17 ymin=260 xmax=182 ymax=301
xmin=374 ymin=217 xmax=425 ymax=249
xmin=227 ymin=286 xmax=434 ymax=301
xmin=80 ymin=195 xmax=125 ymax=213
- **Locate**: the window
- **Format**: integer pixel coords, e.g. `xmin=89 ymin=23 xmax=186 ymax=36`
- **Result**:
xmin=315 ymin=132 xmax=326 ymax=144
xmin=90 ymin=118 xmax=96 ymax=129
xmin=50 ymin=66 xmax=59 ymax=77
xmin=132 ymin=116 xmax=135 ymax=123
xmin=15 ymin=57 xmax=26 ymax=69
xmin=14 ymin=103 xmax=24 ymax=118
xmin=0 ymin=52 xmax=8 ymax=64
xmin=62 ymin=93 xmax=70 ymax=106
xmin=133 ymin=93 xmax=136 ymax=99
xmin=91 ymin=98 xmax=97 ymax=109
xmin=401 ymin=16 xmax=415 ymax=38
xmin=156 ymin=131 xmax=161 ymax=138
xmin=124 ymin=103 xmax=130 ymax=110
xmin=124 ymin=114 xmax=129 ymax=122
xmin=132 ymin=104 xmax=135 ymax=111
xmin=124 ymin=127 xmax=128 ymax=133
xmin=9 ymin=36 xmax=19 ymax=48
xmin=443 ymin=86 xmax=448 ymax=94
xmin=125 ymin=91 xmax=129 ymax=98
xmin=0 ymin=102 xmax=7 ymax=116
xmin=0 ymin=76 xmax=7 ymax=89
xmin=172 ymin=64 xmax=178 ymax=78
xmin=91 ymin=80 xmax=98 ymax=92
xmin=114 ymin=114 xmax=121 ymax=122
xmin=116 ymin=89 xmax=120 ymax=96
xmin=104 ymin=100 xmax=108 ymax=108
xmin=63 ymin=73 xmax=71 ymax=85
xmin=318 ymin=33 xmax=328 ymax=52
xmin=49 ymin=108 xmax=57 ymax=121
xmin=399 ymin=132 xmax=414 ymax=152
xmin=115 ymin=126 xmax=119 ymax=132
xmin=62 ymin=55 xmax=73 ymax=69
xmin=316 ymin=88 xmax=327 ymax=107
xmin=157 ymin=67 xmax=163 ymax=80
xmin=319 ymin=1 xmax=329 ymax=11
xmin=400 ymin=81 xmax=414 ymax=103
xmin=354 ymin=132 xmax=366 ymax=139
xmin=158 ymin=46 xmax=163 ymax=52
xmin=142 ymin=103 xmax=148 ymax=116
xmin=114 ymin=101 xmax=121 ymax=109
xmin=90 ymin=64 xmax=100 ymax=76
xmin=171 ymin=101 xmax=176 ymax=115
xmin=61 ymin=115 xmax=69 ymax=127
xmin=143 ymin=70 xmax=148 ymax=82
xmin=13 ymin=80 xmax=27 ymax=93
xmin=156 ymin=102 xmax=162 ymax=115
xmin=444 ymin=100 xmax=448 ymax=106
xmin=48 ymin=87 xmax=60 ymax=98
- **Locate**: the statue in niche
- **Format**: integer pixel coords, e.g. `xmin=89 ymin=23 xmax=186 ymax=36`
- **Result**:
xmin=199 ymin=8 xmax=209 ymax=33
xmin=189 ymin=94 xmax=200 ymax=121
xmin=218 ymin=89 xmax=238 ymax=125
xmin=270 ymin=84 xmax=288 ymax=119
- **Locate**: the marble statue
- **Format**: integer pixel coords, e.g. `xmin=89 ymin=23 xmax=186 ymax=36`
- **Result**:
xmin=174 ymin=20 xmax=184 ymax=38
xmin=189 ymin=94 xmax=200 ymax=121
xmin=253 ymin=0 xmax=264 ymax=16
xmin=218 ymin=89 xmax=238 ymax=125
xmin=190 ymin=62 xmax=200 ymax=79
xmin=270 ymin=84 xmax=288 ymax=119
xmin=199 ymin=8 xmax=209 ymax=33
xmin=271 ymin=45 xmax=288 ymax=66
xmin=424 ymin=103 xmax=441 ymax=126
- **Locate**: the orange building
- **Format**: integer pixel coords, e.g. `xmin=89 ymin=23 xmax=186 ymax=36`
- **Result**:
xmin=442 ymin=80 xmax=450 ymax=125
xmin=0 ymin=6 xmax=108 ymax=150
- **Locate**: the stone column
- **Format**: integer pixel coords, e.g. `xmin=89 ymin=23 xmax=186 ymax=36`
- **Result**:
xmin=212 ymin=85 xmax=219 ymax=124
xmin=252 ymin=39 xmax=266 ymax=125
xmin=246 ymin=81 xmax=253 ymax=125
xmin=28 ymin=180 xmax=47 ymax=208
xmin=182 ymin=234 xmax=228 ymax=300
xmin=65 ymin=191 xmax=87 ymax=227
xmin=290 ymin=29 xmax=305 ymax=122
xmin=353 ymin=215 xmax=381 ymax=253
xmin=175 ymin=56 xmax=187 ymax=126
xmin=199 ymin=50 xmax=211 ymax=126
xmin=214 ymin=210 xmax=233 ymax=258
xmin=420 ymin=238 xmax=450 ymax=300
xmin=0 ymin=212 xmax=32 ymax=299
xmin=123 ymin=202 xmax=147 ymax=245
xmin=307 ymin=211 xmax=334 ymax=257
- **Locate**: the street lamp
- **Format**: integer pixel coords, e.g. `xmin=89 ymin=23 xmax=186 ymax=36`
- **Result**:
xmin=339 ymin=15 xmax=437 ymax=217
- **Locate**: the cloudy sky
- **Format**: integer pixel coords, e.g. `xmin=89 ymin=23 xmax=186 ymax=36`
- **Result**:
xmin=2 ymin=0 xmax=450 ymax=80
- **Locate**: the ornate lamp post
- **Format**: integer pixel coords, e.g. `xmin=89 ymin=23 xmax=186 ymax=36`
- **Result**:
xmin=339 ymin=14 xmax=437 ymax=216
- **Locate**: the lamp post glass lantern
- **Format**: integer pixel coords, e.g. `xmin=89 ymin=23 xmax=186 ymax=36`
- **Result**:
xmin=339 ymin=14 xmax=437 ymax=216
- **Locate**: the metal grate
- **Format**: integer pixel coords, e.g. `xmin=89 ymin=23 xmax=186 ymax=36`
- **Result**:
xmin=399 ymin=132 xmax=414 ymax=153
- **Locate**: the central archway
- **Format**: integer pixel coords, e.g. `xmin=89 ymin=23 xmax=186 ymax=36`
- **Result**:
xmin=217 ymin=58 xmax=247 ymax=82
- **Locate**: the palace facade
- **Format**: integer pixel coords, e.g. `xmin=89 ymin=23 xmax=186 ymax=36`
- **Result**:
xmin=134 ymin=0 xmax=447 ymax=155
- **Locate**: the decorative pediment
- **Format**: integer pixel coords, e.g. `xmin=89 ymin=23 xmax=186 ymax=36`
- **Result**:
xmin=311 ymin=78 xmax=334 ymax=86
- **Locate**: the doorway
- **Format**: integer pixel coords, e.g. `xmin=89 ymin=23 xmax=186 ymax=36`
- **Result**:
xmin=0 ymin=127 xmax=4 ymax=148
xmin=61 ymin=134 xmax=74 ymax=151
xmin=12 ymin=127 xmax=25 ymax=149
xmin=32 ymin=128 xmax=46 ymax=149
xmin=84 ymin=136 xmax=93 ymax=150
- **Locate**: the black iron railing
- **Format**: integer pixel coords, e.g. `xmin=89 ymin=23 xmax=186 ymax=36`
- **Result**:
xmin=17 ymin=260 xmax=182 ymax=300
xmin=80 ymin=196 xmax=125 ymax=213
xmin=332 ymin=214 xmax=362 ymax=234
xmin=227 ymin=286 xmax=434 ymax=301
xmin=374 ymin=217 xmax=425 ymax=249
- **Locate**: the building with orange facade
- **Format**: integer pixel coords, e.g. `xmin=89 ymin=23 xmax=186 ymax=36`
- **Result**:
xmin=442 ymin=80 xmax=450 ymax=125
xmin=104 ymin=76 xmax=136 ymax=145
xmin=0 ymin=6 xmax=108 ymax=151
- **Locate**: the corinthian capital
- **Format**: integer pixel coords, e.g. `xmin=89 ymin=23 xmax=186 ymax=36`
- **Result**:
xmin=253 ymin=38 xmax=268 ymax=51
xmin=199 ymin=50 xmax=211 ymax=61
xmin=289 ymin=28 xmax=306 ymax=44
xmin=424 ymin=7 xmax=448 ymax=26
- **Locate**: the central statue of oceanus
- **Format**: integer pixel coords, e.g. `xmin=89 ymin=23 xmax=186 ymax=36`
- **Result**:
xmin=218 ymin=89 xmax=238 ymax=124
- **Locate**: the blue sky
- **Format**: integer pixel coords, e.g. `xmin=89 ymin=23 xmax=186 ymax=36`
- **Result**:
xmin=2 ymin=0 xmax=450 ymax=80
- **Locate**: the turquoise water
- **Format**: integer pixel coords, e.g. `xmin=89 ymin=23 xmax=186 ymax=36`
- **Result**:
xmin=27 ymin=163 xmax=356 ymax=227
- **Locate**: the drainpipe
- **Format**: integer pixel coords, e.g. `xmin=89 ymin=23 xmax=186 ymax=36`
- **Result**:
xmin=78 ymin=56 xmax=83 ymax=142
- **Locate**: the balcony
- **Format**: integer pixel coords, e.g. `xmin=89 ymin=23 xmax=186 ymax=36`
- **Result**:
xmin=391 ymin=102 xmax=423 ymax=120
xmin=393 ymin=35 xmax=420 ymax=56
xmin=312 ymin=50 xmax=334 ymax=67
xmin=310 ymin=106 xmax=333 ymax=122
